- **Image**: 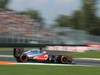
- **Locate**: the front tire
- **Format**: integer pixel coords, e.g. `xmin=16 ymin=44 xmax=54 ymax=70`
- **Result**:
xmin=61 ymin=56 xmax=72 ymax=64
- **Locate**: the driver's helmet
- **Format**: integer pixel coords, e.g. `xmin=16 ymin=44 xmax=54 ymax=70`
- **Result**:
xmin=42 ymin=51 xmax=47 ymax=53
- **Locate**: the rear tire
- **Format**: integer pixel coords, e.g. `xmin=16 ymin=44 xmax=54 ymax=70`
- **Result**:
xmin=19 ymin=54 xmax=28 ymax=62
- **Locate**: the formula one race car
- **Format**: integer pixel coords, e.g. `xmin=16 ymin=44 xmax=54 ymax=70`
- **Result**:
xmin=13 ymin=48 xmax=73 ymax=64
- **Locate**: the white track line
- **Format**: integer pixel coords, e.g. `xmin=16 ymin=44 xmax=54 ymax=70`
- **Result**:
xmin=0 ymin=55 xmax=13 ymax=58
xmin=14 ymin=63 xmax=95 ymax=67
xmin=75 ymin=58 xmax=100 ymax=61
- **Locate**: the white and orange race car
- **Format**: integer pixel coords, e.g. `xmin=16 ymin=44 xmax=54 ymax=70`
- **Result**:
xmin=13 ymin=48 xmax=73 ymax=64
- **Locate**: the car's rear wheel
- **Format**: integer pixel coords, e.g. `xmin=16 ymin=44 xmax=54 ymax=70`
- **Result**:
xmin=19 ymin=54 xmax=28 ymax=62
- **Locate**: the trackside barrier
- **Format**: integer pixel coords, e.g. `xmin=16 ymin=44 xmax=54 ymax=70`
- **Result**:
xmin=47 ymin=45 xmax=100 ymax=52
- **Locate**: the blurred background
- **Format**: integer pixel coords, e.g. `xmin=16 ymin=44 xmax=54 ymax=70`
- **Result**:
xmin=0 ymin=0 xmax=100 ymax=44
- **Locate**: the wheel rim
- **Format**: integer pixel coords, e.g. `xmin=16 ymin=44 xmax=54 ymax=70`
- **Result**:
xmin=62 ymin=57 xmax=68 ymax=63
xmin=20 ymin=54 xmax=28 ymax=62
xmin=61 ymin=56 xmax=71 ymax=64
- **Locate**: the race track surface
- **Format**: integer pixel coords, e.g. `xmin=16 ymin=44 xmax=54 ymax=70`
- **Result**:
xmin=0 ymin=50 xmax=100 ymax=66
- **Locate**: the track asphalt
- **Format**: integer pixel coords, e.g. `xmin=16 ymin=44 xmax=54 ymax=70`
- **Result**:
xmin=0 ymin=50 xmax=100 ymax=66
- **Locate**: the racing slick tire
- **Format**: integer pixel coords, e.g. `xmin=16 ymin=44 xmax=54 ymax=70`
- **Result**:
xmin=60 ymin=56 xmax=72 ymax=64
xmin=19 ymin=54 xmax=28 ymax=62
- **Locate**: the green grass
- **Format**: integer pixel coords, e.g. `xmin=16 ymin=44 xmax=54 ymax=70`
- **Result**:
xmin=0 ymin=65 xmax=100 ymax=75
xmin=66 ymin=51 xmax=100 ymax=58
xmin=0 ymin=48 xmax=13 ymax=51
xmin=0 ymin=48 xmax=38 ymax=51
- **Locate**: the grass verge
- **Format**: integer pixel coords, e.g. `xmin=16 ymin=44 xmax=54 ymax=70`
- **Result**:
xmin=0 ymin=48 xmax=38 ymax=51
xmin=66 ymin=51 xmax=100 ymax=58
xmin=0 ymin=65 xmax=100 ymax=75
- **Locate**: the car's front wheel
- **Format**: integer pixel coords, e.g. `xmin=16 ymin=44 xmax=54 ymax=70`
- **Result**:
xmin=61 ymin=56 xmax=72 ymax=64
